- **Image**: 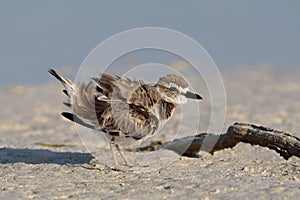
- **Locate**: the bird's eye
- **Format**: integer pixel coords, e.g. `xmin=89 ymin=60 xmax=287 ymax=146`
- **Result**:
xmin=169 ymin=87 xmax=178 ymax=92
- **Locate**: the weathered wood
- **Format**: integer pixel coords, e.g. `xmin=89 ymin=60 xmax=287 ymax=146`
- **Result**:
xmin=226 ymin=123 xmax=300 ymax=160
xmin=163 ymin=133 xmax=239 ymax=157
xmin=129 ymin=122 xmax=300 ymax=160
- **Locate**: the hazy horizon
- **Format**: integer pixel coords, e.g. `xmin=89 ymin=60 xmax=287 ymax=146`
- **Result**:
xmin=0 ymin=1 xmax=299 ymax=85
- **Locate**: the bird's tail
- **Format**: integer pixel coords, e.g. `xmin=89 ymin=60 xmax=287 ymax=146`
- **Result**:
xmin=49 ymin=68 xmax=101 ymax=125
xmin=48 ymin=68 xmax=75 ymax=97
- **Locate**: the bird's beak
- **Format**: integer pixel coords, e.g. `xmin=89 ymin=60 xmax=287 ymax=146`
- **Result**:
xmin=184 ymin=91 xmax=203 ymax=100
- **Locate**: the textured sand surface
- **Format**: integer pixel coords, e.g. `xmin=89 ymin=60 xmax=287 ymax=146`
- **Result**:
xmin=0 ymin=66 xmax=299 ymax=199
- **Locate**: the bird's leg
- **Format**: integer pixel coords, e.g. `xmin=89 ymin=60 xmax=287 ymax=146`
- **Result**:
xmin=115 ymin=144 xmax=132 ymax=167
xmin=109 ymin=137 xmax=120 ymax=170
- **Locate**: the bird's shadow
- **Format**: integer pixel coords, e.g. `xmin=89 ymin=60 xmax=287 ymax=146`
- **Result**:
xmin=0 ymin=147 xmax=94 ymax=165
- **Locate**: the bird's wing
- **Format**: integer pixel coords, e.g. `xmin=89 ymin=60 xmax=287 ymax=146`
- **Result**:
xmin=92 ymin=74 xmax=162 ymax=139
xmin=97 ymin=101 xmax=160 ymax=140
xmin=92 ymin=73 xmax=146 ymax=102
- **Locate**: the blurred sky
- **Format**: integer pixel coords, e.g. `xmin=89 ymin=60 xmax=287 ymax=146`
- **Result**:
xmin=0 ymin=0 xmax=299 ymax=85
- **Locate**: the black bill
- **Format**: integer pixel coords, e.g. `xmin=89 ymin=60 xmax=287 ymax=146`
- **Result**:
xmin=184 ymin=91 xmax=203 ymax=100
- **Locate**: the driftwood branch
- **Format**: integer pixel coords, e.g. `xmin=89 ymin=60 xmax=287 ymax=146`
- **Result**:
xmin=130 ymin=123 xmax=300 ymax=160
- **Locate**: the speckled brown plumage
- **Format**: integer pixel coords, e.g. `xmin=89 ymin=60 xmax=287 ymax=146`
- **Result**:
xmin=49 ymin=69 xmax=202 ymax=170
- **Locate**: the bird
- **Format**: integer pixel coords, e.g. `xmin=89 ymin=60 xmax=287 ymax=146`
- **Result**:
xmin=49 ymin=68 xmax=202 ymax=171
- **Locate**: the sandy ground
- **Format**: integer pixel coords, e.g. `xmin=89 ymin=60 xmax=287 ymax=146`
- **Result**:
xmin=0 ymin=66 xmax=299 ymax=199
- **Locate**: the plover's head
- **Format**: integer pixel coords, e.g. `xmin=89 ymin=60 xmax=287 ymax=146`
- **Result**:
xmin=156 ymin=74 xmax=203 ymax=104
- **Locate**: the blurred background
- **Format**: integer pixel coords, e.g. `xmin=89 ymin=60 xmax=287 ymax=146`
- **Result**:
xmin=0 ymin=0 xmax=299 ymax=85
